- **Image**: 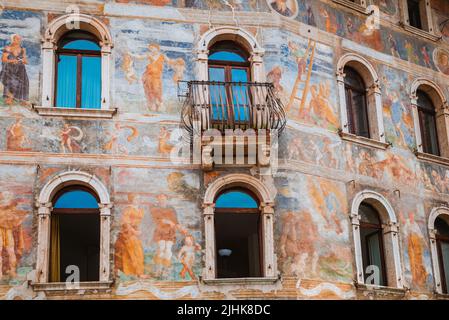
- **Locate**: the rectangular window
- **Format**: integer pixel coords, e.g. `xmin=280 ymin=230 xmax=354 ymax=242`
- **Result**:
xmin=214 ymin=212 xmax=261 ymax=278
xmin=56 ymin=55 xmax=78 ymax=108
xmin=408 ymin=0 xmax=423 ymax=29
xmin=55 ymin=50 xmax=101 ymax=109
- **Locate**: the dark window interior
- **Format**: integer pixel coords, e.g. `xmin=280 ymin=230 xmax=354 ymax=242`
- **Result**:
xmin=58 ymin=214 xmax=100 ymax=282
xmin=417 ymin=90 xmax=440 ymax=156
xmin=344 ymin=66 xmax=370 ymax=138
xmin=214 ymin=189 xmax=262 ymax=278
xmin=408 ymin=0 xmax=423 ymax=29
xmin=50 ymin=187 xmax=100 ymax=282
xmin=359 ymin=203 xmax=387 ymax=286
xmin=436 ymin=217 xmax=449 ymax=294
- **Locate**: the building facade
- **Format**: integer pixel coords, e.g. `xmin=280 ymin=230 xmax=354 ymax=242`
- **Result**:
xmin=0 ymin=0 xmax=449 ymax=300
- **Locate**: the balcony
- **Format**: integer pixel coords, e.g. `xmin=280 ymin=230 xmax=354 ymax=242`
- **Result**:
xmin=180 ymin=80 xmax=286 ymax=170
xmin=181 ymin=81 xmax=286 ymax=136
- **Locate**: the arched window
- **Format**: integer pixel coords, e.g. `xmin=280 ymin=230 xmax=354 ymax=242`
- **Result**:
xmin=202 ymin=174 xmax=276 ymax=282
xmin=208 ymin=41 xmax=251 ymax=124
xmin=214 ymin=189 xmax=261 ymax=278
xmin=40 ymin=14 xmax=114 ymax=117
xmin=350 ymin=191 xmax=403 ymax=288
xmin=336 ymin=54 xmax=386 ymax=147
xmin=359 ymin=203 xmax=387 ymax=286
xmin=417 ymin=90 xmax=439 ymax=156
xmin=435 ymin=216 xmax=449 ymax=294
xmin=49 ymin=187 xmax=100 ymax=282
xmin=55 ymin=31 xmax=101 ymax=109
xmin=344 ymin=66 xmax=370 ymax=138
xmin=411 ymin=79 xmax=449 ymax=160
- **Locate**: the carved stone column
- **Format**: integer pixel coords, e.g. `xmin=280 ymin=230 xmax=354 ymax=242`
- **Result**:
xmin=41 ymin=40 xmax=56 ymax=107
xmin=261 ymin=202 xmax=276 ymax=278
xmin=203 ymin=203 xmax=216 ymax=280
xmin=99 ymin=203 xmax=112 ymax=282
xmin=36 ymin=202 xmax=52 ymax=283
xmin=349 ymin=212 xmax=364 ymax=284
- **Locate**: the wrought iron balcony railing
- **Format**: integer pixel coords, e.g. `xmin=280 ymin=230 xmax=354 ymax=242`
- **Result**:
xmin=181 ymin=81 xmax=286 ymax=139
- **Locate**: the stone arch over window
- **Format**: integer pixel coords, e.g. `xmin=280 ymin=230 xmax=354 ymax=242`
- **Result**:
xmin=410 ymin=78 xmax=449 ymax=158
xmin=336 ymin=53 xmax=386 ymax=143
xmin=428 ymin=206 xmax=449 ymax=294
xmin=35 ymin=171 xmax=112 ymax=284
xmin=202 ymin=173 xmax=276 ymax=281
xmin=196 ymin=26 xmax=265 ymax=83
xmin=41 ymin=13 xmax=113 ymax=111
xmin=350 ymin=190 xmax=403 ymax=288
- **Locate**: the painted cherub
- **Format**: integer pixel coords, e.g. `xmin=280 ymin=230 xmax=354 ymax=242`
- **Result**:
xmin=121 ymin=53 xmax=138 ymax=84
xmin=177 ymin=234 xmax=201 ymax=280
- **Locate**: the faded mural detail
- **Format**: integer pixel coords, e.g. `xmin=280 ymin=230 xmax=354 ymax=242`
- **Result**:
xmin=276 ymin=173 xmax=352 ymax=282
xmin=113 ymin=168 xmax=201 ymax=281
xmin=0 ymin=0 xmax=448 ymax=300
xmin=0 ymin=165 xmax=35 ymax=285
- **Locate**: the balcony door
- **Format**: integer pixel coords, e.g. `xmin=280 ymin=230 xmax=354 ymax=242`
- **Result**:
xmin=208 ymin=41 xmax=250 ymax=124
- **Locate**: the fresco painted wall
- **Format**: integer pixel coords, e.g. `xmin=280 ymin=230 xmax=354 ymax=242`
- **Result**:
xmin=0 ymin=0 xmax=448 ymax=299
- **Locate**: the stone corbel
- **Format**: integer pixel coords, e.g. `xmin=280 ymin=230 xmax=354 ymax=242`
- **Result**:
xmin=349 ymin=212 xmax=361 ymax=227
xmin=383 ymin=221 xmax=399 ymax=235
xmin=258 ymin=143 xmax=271 ymax=167
xmin=368 ymin=80 xmax=381 ymax=95
xmin=202 ymin=145 xmax=214 ymax=171
xmin=260 ymin=202 xmax=275 ymax=215
xmin=428 ymin=228 xmax=437 ymax=242
xmin=37 ymin=202 xmax=52 ymax=217
xmin=336 ymin=68 xmax=346 ymax=83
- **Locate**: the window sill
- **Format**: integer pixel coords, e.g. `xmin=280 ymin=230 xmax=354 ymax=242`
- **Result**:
xmin=202 ymin=277 xmax=279 ymax=286
xmin=31 ymin=281 xmax=114 ymax=292
xmin=332 ymin=0 xmax=367 ymax=14
xmin=339 ymin=131 xmax=390 ymax=150
xmin=355 ymin=283 xmax=406 ymax=297
xmin=400 ymin=23 xmax=441 ymax=42
xmin=435 ymin=292 xmax=449 ymax=300
xmin=415 ymin=151 xmax=449 ymax=167
xmin=33 ymin=106 xmax=117 ymax=119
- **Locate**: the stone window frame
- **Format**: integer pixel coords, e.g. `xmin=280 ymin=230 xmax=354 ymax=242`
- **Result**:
xmin=332 ymin=0 xmax=368 ymax=14
xmin=33 ymin=171 xmax=113 ymax=292
xmin=350 ymin=190 xmax=404 ymax=289
xmin=410 ymin=78 xmax=449 ymax=165
xmin=196 ymin=26 xmax=265 ymax=83
xmin=428 ymin=206 xmax=449 ymax=295
xmin=336 ymin=53 xmax=389 ymax=150
xmin=202 ymin=173 xmax=277 ymax=284
xmin=399 ymin=0 xmax=440 ymax=42
xmin=36 ymin=13 xmax=116 ymax=119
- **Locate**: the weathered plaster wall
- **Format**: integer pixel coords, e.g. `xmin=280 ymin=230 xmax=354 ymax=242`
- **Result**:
xmin=0 ymin=0 xmax=448 ymax=299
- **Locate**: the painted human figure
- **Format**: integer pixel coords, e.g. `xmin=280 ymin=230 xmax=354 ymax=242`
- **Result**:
xmin=307 ymin=82 xmax=338 ymax=128
xmin=150 ymin=194 xmax=182 ymax=275
xmin=436 ymin=51 xmax=449 ymax=75
xmin=280 ymin=211 xmax=319 ymax=277
xmin=177 ymin=234 xmax=200 ymax=280
xmin=0 ymin=34 xmax=29 ymax=106
xmin=7 ymin=118 xmax=31 ymax=151
xmin=421 ymin=46 xmax=432 ymax=68
xmin=115 ymin=194 xmax=145 ymax=277
xmin=387 ymin=34 xmax=400 ymax=58
xmin=270 ymin=0 xmax=294 ymax=17
xmin=158 ymin=126 xmax=174 ymax=156
xmin=60 ymin=124 xmax=83 ymax=153
xmin=104 ymin=123 xmax=138 ymax=155
xmin=400 ymin=211 xmax=429 ymax=288
xmin=134 ymin=44 xmax=185 ymax=112
xmin=0 ymin=191 xmax=26 ymax=279
xmin=121 ymin=53 xmax=138 ymax=84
